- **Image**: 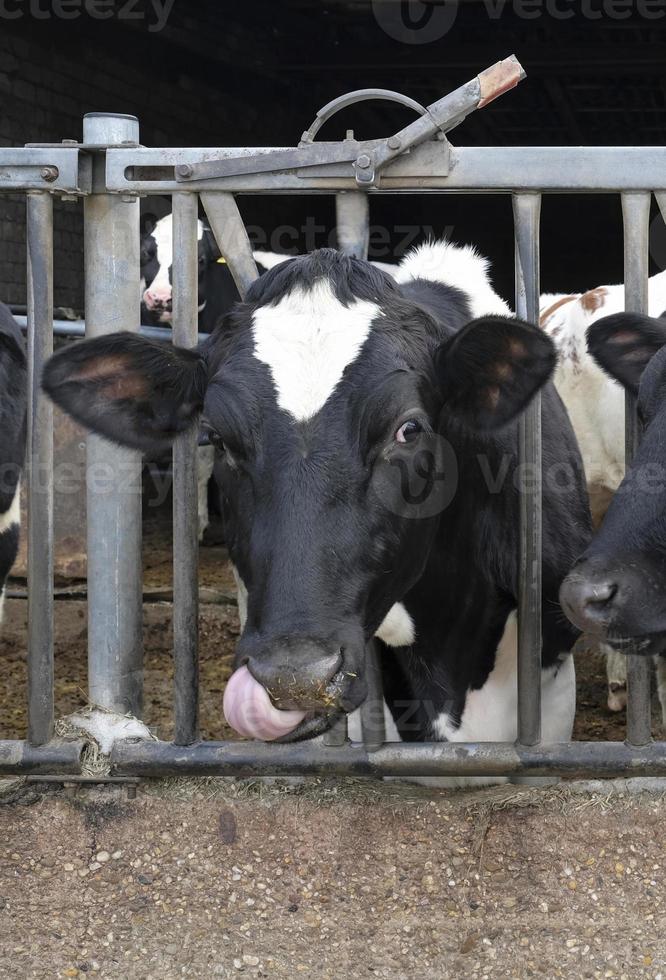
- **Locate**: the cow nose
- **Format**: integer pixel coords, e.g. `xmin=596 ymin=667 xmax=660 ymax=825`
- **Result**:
xmin=143 ymin=288 xmax=171 ymax=309
xmin=243 ymin=638 xmax=343 ymax=711
xmin=560 ymin=573 xmax=618 ymax=634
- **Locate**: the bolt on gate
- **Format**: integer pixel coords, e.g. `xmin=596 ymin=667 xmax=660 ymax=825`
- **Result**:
xmin=1 ymin=55 xmax=666 ymax=780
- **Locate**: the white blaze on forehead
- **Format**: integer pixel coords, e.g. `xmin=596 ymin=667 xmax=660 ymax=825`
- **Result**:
xmin=252 ymin=279 xmax=380 ymax=421
xmin=147 ymin=214 xmax=205 ymax=291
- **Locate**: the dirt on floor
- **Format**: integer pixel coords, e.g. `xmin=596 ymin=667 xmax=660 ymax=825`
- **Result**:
xmin=1 ymin=779 xmax=666 ymax=979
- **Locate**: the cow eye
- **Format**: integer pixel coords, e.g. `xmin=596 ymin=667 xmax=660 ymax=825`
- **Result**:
xmin=201 ymin=424 xmax=224 ymax=450
xmin=395 ymin=419 xmax=423 ymax=444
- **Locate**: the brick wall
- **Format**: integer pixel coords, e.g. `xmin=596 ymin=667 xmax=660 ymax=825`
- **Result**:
xmin=0 ymin=11 xmax=262 ymax=310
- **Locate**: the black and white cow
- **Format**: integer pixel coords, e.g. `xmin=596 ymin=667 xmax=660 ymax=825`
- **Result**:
xmin=43 ymin=243 xmax=591 ymax=779
xmin=561 ymin=312 xmax=666 ymax=685
xmin=0 ymin=303 xmax=26 ymax=623
xmin=540 ymin=276 xmax=666 ymax=716
xmin=141 ymin=214 xmax=242 ymax=330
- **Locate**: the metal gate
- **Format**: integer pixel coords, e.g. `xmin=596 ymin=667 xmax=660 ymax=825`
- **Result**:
xmin=2 ymin=56 xmax=665 ymax=780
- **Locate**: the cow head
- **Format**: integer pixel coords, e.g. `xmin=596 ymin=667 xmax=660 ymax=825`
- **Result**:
xmin=561 ymin=311 xmax=666 ymax=654
xmin=44 ymin=250 xmax=555 ymax=740
xmin=140 ymin=213 xmax=219 ymax=323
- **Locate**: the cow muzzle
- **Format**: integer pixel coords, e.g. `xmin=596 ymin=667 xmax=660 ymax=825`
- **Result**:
xmin=560 ymin=557 xmax=666 ymax=656
xmin=142 ymin=286 xmax=173 ymax=312
xmin=223 ymin=635 xmax=366 ymax=741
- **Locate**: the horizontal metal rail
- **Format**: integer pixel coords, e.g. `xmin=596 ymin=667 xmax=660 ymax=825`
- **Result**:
xmin=0 ymin=147 xmax=89 ymax=194
xmin=111 ymin=739 xmax=666 ymax=779
xmin=14 ymin=315 xmax=210 ymax=343
xmin=0 ymin=739 xmax=84 ymax=775
xmin=107 ymin=145 xmax=666 ymax=194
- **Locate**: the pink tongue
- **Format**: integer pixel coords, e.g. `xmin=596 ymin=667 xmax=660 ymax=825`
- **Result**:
xmin=223 ymin=666 xmax=306 ymax=741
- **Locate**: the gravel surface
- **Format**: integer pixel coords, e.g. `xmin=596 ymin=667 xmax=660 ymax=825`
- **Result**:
xmin=1 ymin=780 xmax=666 ymax=979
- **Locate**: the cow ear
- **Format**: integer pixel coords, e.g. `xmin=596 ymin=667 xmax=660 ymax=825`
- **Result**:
xmin=587 ymin=313 xmax=666 ymax=394
xmin=437 ymin=316 xmax=556 ymax=431
xmin=42 ymin=332 xmax=205 ymax=454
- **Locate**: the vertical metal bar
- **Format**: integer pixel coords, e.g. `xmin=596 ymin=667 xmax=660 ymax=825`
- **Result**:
xmin=171 ymin=192 xmax=200 ymax=746
xmin=83 ymin=113 xmax=143 ymax=716
xmin=336 ymin=189 xmax=377 ymax=750
xmin=621 ymin=190 xmax=652 ymax=746
xmin=654 ymin=191 xmax=666 ymax=231
xmin=323 ymin=714 xmax=348 ymax=746
xmin=335 ymin=192 xmax=370 ymax=260
xmin=360 ymin=640 xmax=385 ymax=751
xmin=513 ymin=192 xmax=542 ymax=746
xmin=26 ymin=192 xmax=54 ymax=746
xmin=199 ymin=192 xmax=258 ymax=299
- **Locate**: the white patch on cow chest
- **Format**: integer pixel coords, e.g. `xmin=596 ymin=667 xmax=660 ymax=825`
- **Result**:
xmin=375 ymin=602 xmax=415 ymax=647
xmin=252 ymin=280 xmax=380 ymax=421
xmin=431 ymin=612 xmax=576 ymax=745
xmin=0 ymin=484 xmax=20 ymax=535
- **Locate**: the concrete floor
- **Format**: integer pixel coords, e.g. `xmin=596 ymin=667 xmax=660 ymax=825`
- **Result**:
xmin=1 ymin=777 xmax=666 ymax=979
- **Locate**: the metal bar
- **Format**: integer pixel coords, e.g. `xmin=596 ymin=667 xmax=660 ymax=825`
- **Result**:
xmin=360 ymin=641 xmax=386 ymax=751
xmin=513 ymin=193 xmax=543 ymax=747
xmin=335 ymin=192 xmax=370 ymax=259
xmin=622 ymin=190 xmax=653 ymax=747
xmin=108 ymin=145 xmax=666 ymax=194
xmin=16 ymin=316 xmax=210 ymax=343
xmin=0 ymin=147 xmax=86 ymax=193
xmin=83 ymin=112 xmax=143 ymax=717
xmin=199 ymin=192 xmax=259 ymax=299
xmin=0 ymin=739 xmax=84 ymax=775
xmin=26 ymin=191 xmax=54 ymax=747
xmin=655 ymin=191 xmax=666 ymax=229
xmin=112 ymin=737 xmax=666 ymax=779
xmin=171 ymin=192 xmax=200 ymax=746
xmin=323 ymin=714 xmax=348 ymax=746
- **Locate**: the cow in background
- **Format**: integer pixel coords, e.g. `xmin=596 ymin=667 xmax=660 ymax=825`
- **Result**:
xmin=540 ymin=271 xmax=666 ymax=718
xmin=0 ymin=303 xmax=26 ymax=623
xmin=140 ymin=214 xmax=243 ymax=331
xmin=561 ymin=309 xmax=666 ymax=727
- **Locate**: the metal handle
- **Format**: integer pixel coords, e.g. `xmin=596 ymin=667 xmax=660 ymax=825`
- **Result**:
xmin=300 ymin=89 xmax=430 ymax=144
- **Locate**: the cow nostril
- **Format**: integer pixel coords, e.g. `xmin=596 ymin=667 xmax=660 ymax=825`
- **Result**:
xmin=560 ymin=574 xmax=619 ymax=633
xmin=585 ymin=581 xmax=617 ymax=608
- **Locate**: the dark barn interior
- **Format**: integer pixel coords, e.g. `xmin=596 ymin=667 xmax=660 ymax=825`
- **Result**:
xmin=0 ymin=0 xmax=665 ymax=310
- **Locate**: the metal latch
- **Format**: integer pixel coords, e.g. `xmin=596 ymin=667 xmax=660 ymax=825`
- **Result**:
xmin=174 ymin=55 xmax=525 ymax=189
